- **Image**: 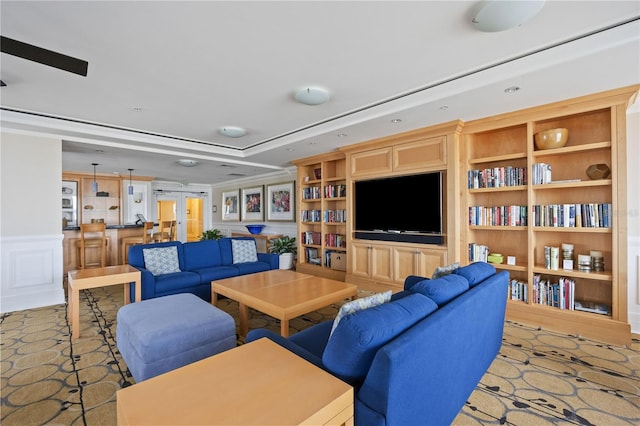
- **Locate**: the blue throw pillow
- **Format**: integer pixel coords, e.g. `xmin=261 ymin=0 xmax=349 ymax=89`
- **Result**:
xmin=410 ymin=274 xmax=469 ymax=306
xmin=454 ymin=261 xmax=496 ymax=287
xmin=322 ymin=293 xmax=438 ymax=385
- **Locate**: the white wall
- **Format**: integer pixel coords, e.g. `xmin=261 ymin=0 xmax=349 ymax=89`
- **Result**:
xmin=1 ymin=131 xmax=65 ymax=312
xmin=626 ymin=104 xmax=639 ymax=333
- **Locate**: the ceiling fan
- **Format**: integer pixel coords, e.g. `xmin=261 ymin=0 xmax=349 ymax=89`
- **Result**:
xmin=0 ymin=36 xmax=88 ymax=85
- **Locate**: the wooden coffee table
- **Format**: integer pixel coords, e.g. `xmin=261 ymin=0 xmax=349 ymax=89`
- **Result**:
xmin=212 ymin=270 xmax=357 ymax=337
xmin=67 ymin=265 xmax=141 ymax=339
xmin=116 ymin=337 xmax=354 ymax=425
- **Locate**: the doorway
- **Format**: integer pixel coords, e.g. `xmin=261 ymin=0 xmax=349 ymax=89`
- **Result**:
xmin=154 ymin=192 xmax=207 ymax=242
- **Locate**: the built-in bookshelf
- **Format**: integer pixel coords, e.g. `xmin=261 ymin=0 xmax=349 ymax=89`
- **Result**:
xmin=292 ymin=152 xmax=347 ymax=280
xmin=461 ymin=86 xmax=638 ymax=345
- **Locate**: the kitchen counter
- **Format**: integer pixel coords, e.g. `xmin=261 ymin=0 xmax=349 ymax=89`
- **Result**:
xmin=63 ymin=223 xmax=147 ymax=231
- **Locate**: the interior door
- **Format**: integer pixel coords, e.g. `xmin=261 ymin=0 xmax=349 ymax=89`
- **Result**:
xmin=154 ymin=192 xmax=206 ymax=242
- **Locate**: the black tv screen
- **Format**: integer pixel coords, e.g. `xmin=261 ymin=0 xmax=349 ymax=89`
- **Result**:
xmin=355 ymin=172 xmax=444 ymax=244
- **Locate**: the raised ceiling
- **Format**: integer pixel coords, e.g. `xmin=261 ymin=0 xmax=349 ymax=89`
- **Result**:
xmin=1 ymin=1 xmax=638 ymax=184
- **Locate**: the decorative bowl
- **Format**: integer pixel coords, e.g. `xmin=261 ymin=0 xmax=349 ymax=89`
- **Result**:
xmin=534 ymin=128 xmax=569 ymax=150
xmin=245 ymin=224 xmax=265 ymax=235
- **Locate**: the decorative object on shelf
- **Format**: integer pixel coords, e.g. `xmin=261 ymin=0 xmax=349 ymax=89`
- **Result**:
xmin=245 ymin=224 xmax=265 ymax=235
xmin=562 ymin=243 xmax=574 ymax=270
xmin=268 ymin=235 xmax=297 ymax=269
xmin=590 ymin=250 xmax=604 ymax=272
xmin=586 ymin=163 xmax=611 ymax=180
xmin=241 ymin=186 xmax=264 ymax=221
xmin=314 ymin=168 xmax=322 ymax=180
xmin=91 ymin=163 xmax=99 ymax=192
xmin=577 ymin=254 xmax=591 ymax=273
xmin=266 ymin=182 xmax=295 ymax=222
xmin=200 ymin=228 xmax=224 ymax=240
xmin=128 ymin=168 xmax=134 ymax=195
xmin=84 ymin=205 xmax=94 ymax=210
xmin=534 ymin=128 xmax=568 ymax=150
xmin=96 ymin=191 xmax=109 ymax=197
xmin=91 ymin=218 xmax=104 ymax=223
xmin=221 ymin=189 xmax=240 ymax=221
xmin=487 ymin=253 xmax=504 ymax=264
xmin=507 ymin=256 xmax=516 ymax=266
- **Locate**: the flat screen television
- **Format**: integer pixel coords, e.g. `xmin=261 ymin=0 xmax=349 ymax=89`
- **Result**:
xmin=354 ymin=172 xmax=444 ymax=245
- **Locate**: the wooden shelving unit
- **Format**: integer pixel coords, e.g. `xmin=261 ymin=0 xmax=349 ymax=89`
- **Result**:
xmin=292 ymin=152 xmax=348 ymax=281
xmin=460 ymin=85 xmax=638 ymax=345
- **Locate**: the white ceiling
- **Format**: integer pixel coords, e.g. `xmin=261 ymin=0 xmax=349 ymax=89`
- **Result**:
xmin=1 ymin=1 xmax=639 ymax=185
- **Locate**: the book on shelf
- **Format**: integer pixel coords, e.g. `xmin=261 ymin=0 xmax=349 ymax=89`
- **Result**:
xmin=302 ymin=186 xmax=321 ymax=200
xmin=532 ymin=163 xmax=552 ymax=185
xmin=574 ymin=300 xmax=610 ymax=315
xmin=301 ymin=209 xmax=321 ymax=222
xmin=468 ymin=243 xmax=489 ymax=262
xmin=532 ymin=203 xmax=612 ymax=228
xmin=324 ymin=233 xmax=346 ymax=248
xmin=467 ymin=166 xmax=527 ymax=189
xmin=324 ymin=184 xmax=346 ymax=198
xmin=301 ymin=231 xmax=321 ymax=245
xmin=305 ymin=247 xmax=321 ymax=265
xmin=509 ymin=279 xmax=528 ymax=302
xmin=469 ymin=205 xmax=527 ymax=226
xmin=324 ymin=209 xmax=346 ymax=223
xmin=532 ymin=275 xmax=575 ymax=310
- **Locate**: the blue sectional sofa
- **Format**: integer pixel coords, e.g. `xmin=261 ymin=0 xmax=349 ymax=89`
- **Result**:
xmin=128 ymin=237 xmax=279 ymax=302
xmin=247 ymin=262 xmax=509 ymax=426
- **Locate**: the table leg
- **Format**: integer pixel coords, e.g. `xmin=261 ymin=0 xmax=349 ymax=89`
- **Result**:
xmin=238 ymin=303 xmax=249 ymax=337
xmin=212 ymin=291 xmax=218 ymax=305
xmin=70 ymin=285 xmax=80 ymax=339
xmin=134 ymin=277 xmax=141 ymax=303
xmin=123 ymin=283 xmax=131 ymax=305
xmin=280 ymin=319 xmax=290 ymax=338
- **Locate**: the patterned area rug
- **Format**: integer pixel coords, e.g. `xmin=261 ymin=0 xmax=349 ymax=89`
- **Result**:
xmin=1 ymin=285 xmax=639 ymax=425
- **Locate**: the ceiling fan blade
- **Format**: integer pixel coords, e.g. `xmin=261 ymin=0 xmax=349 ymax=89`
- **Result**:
xmin=1 ymin=36 xmax=88 ymax=76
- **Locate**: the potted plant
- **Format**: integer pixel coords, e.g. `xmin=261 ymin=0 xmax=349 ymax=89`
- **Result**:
xmin=268 ymin=235 xmax=297 ymax=269
xmin=200 ymin=228 xmax=224 ymax=240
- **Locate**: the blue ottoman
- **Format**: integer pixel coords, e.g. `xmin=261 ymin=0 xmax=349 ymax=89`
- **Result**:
xmin=116 ymin=293 xmax=236 ymax=382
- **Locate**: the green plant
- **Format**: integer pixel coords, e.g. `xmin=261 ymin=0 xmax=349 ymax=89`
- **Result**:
xmin=268 ymin=235 xmax=297 ymax=255
xmin=200 ymin=228 xmax=224 ymax=240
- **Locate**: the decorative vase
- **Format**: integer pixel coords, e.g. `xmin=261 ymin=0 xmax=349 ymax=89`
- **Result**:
xmin=279 ymin=253 xmax=294 ymax=270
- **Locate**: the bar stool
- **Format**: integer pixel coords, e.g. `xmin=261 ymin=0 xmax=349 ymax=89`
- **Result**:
xmin=153 ymin=220 xmax=176 ymax=242
xmin=77 ymin=222 xmax=108 ymax=269
xmin=121 ymin=222 xmax=155 ymax=264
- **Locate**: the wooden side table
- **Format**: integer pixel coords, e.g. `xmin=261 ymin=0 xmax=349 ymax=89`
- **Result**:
xmin=231 ymin=232 xmax=283 ymax=253
xmin=67 ymin=265 xmax=141 ymax=339
xmin=117 ymin=337 xmax=354 ymax=425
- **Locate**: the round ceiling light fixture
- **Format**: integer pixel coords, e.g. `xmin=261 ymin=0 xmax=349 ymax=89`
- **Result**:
xmin=471 ymin=0 xmax=545 ymax=32
xmin=294 ymin=86 xmax=331 ymax=105
xmin=177 ymin=159 xmax=198 ymax=167
xmin=219 ymin=126 xmax=247 ymax=138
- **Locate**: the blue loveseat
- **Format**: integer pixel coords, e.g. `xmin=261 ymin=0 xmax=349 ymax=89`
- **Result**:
xmin=128 ymin=237 xmax=279 ymax=302
xmin=247 ymin=262 xmax=509 ymax=426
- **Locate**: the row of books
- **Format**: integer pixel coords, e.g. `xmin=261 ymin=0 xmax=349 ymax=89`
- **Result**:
xmin=304 ymin=247 xmax=321 ymax=265
xmin=469 ymin=205 xmax=528 ymax=226
xmin=325 ymin=233 xmax=346 ymax=248
xmin=301 ymin=231 xmax=321 ymax=245
xmin=324 ymin=209 xmax=347 ymax=223
xmin=467 ymin=166 xmax=527 ymax=189
xmin=509 ymin=279 xmax=528 ymax=302
xmin=531 ymin=162 xmax=552 ymax=185
xmin=468 ymin=243 xmax=489 ymax=262
xmin=324 ymin=184 xmax=346 ymax=198
xmin=532 ymin=203 xmax=612 ymax=228
xmin=532 ymin=275 xmax=575 ymax=310
xmin=301 ymin=209 xmax=321 ymax=222
xmin=302 ymin=187 xmax=322 ymax=200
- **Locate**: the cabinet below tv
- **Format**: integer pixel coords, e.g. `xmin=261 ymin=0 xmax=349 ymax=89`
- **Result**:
xmin=354 ymin=231 xmax=445 ymax=245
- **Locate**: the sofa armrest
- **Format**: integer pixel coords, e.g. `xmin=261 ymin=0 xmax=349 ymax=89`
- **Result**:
xmin=129 ymin=267 xmax=156 ymax=302
xmin=246 ymin=329 xmax=324 ymax=369
xmin=257 ymin=252 xmax=279 ymax=269
xmin=404 ymin=275 xmax=428 ymax=291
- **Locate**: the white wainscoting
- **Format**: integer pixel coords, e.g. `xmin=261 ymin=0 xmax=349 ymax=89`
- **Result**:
xmin=0 ymin=234 xmax=65 ymax=313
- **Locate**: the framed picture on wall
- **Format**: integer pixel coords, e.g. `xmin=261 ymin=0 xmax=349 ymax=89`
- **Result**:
xmin=221 ymin=189 xmax=240 ymax=221
xmin=266 ymin=181 xmax=295 ymax=222
xmin=241 ymin=185 xmax=264 ymax=221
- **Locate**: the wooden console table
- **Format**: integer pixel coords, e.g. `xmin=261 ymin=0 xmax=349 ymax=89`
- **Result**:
xmin=231 ymin=232 xmax=283 ymax=253
xmin=116 ymin=337 xmax=354 ymax=425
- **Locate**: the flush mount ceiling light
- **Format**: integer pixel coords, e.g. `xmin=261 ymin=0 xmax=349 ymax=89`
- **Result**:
xmin=472 ymin=0 xmax=545 ymax=32
xmin=504 ymin=86 xmax=521 ymax=93
xmin=294 ymin=86 xmax=330 ymax=105
xmin=219 ymin=126 xmax=247 ymax=138
xmin=177 ymin=159 xmax=198 ymax=167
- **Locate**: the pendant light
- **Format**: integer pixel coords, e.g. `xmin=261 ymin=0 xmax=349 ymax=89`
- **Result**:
xmin=91 ymin=163 xmax=99 ymax=192
xmin=128 ymin=168 xmax=134 ymax=195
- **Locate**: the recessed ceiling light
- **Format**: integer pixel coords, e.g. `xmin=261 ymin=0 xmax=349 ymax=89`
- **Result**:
xmin=504 ymin=86 xmax=520 ymax=93
xmin=177 ymin=159 xmax=198 ymax=167
xmin=132 ymin=107 xmax=143 ymax=112
xmin=440 ymin=105 xmax=449 ymax=110
xmin=337 ymin=133 xmax=347 ymax=138
xmin=286 ymin=148 xmax=295 ymax=152
xmin=471 ymin=0 xmax=545 ymax=32
xmin=219 ymin=126 xmax=247 ymax=138
xmin=294 ymin=86 xmax=331 ymax=105
xmin=391 ymin=119 xmax=402 ymax=123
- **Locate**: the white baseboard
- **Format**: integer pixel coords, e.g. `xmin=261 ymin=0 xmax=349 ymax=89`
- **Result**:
xmin=1 ymin=234 xmax=65 ymax=313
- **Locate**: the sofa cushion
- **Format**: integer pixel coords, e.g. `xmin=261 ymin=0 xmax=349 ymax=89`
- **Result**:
xmin=153 ymin=271 xmax=201 ymax=295
xmin=322 ymin=293 xmax=438 ymax=385
xmin=411 ymin=274 xmax=469 ymax=306
xmin=231 ymin=239 xmax=258 ymax=264
xmin=182 ymin=240 xmax=223 ymax=271
xmin=330 ymin=291 xmax=392 ymax=336
xmin=431 ymin=262 xmax=460 ymax=279
xmin=143 ymin=246 xmax=181 ymax=276
xmin=454 ymin=261 xmax=496 ymax=287
xmin=233 ymin=261 xmax=272 ymax=275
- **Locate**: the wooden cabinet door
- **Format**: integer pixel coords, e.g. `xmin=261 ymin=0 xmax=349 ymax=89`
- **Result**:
xmin=369 ymin=244 xmax=393 ymax=282
xmin=393 ymin=136 xmax=447 ymax=172
xmin=392 ymin=246 xmax=420 ymax=286
xmin=415 ymin=248 xmax=448 ymax=277
xmin=350 ymin=242 xmax=372 ymax=279
xmin=349 ymin=147 xmax=392 ymax=178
